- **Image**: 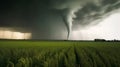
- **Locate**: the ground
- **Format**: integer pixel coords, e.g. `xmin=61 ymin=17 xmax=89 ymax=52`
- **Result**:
xmin=0 ymin=40 xmax=120 ymax=67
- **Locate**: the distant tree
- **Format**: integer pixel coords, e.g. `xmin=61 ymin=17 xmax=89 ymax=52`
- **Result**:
xmin=94 ymin=39 xmax=106 ymax=42
xmin=113 ymin=39 xmax=120 ymax=42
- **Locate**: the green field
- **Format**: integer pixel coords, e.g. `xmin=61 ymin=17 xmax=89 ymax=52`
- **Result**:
xmin=0 ymin=41 xmax=120 ymax=67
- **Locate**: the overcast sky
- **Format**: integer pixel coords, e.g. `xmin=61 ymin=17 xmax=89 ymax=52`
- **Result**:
xmin=0 ymin=0 xmax=120 ymax=40
xmin=71 ymin=11 xmax=120 ymax=40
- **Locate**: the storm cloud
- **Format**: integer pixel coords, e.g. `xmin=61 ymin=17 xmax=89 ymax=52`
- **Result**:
xmin=0 ymin=0 xmax=120 ymax=39
xmin=50 ymin=0 xmax=120 ymax=38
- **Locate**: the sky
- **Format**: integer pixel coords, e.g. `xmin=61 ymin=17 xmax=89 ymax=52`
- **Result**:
xmin=71 ymin=11 xmax=120 ymax=40
xmin=0 ymin=0 xmax=120 ymax=40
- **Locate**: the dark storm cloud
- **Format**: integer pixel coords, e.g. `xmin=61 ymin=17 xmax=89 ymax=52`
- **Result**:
xmin=73 ymin=0 xmax=120 ymax=30
xmin=0 ymin=0 xmax=120 ymax=39
xmin=0 ymin=0 xmax=68 ymax=39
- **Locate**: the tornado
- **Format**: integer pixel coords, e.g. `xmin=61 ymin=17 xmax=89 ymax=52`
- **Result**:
xmin=62 ymin=8 xmax=80 ymax=39
xmin=62 ymin=14 xmax=72 ymax=39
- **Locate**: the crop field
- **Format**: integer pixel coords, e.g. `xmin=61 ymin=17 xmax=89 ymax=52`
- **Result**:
xmin=0 ymin=40 xmax=120 ymax=67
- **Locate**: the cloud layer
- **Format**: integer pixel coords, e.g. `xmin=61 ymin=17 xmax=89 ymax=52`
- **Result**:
xmin=0 ymin=0 xmax=120 ymax=39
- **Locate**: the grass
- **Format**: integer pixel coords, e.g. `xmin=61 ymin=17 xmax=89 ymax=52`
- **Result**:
xmin=0 ymin=40 xmax=120 ymax=67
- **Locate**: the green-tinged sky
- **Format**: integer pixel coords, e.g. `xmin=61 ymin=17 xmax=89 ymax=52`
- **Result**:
xmin=0 ymin=0 xmax=120 ymax=40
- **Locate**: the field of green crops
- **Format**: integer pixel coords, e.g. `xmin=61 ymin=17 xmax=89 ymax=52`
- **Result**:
xmin=0 ymin=40 xmax=120 ymax=67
